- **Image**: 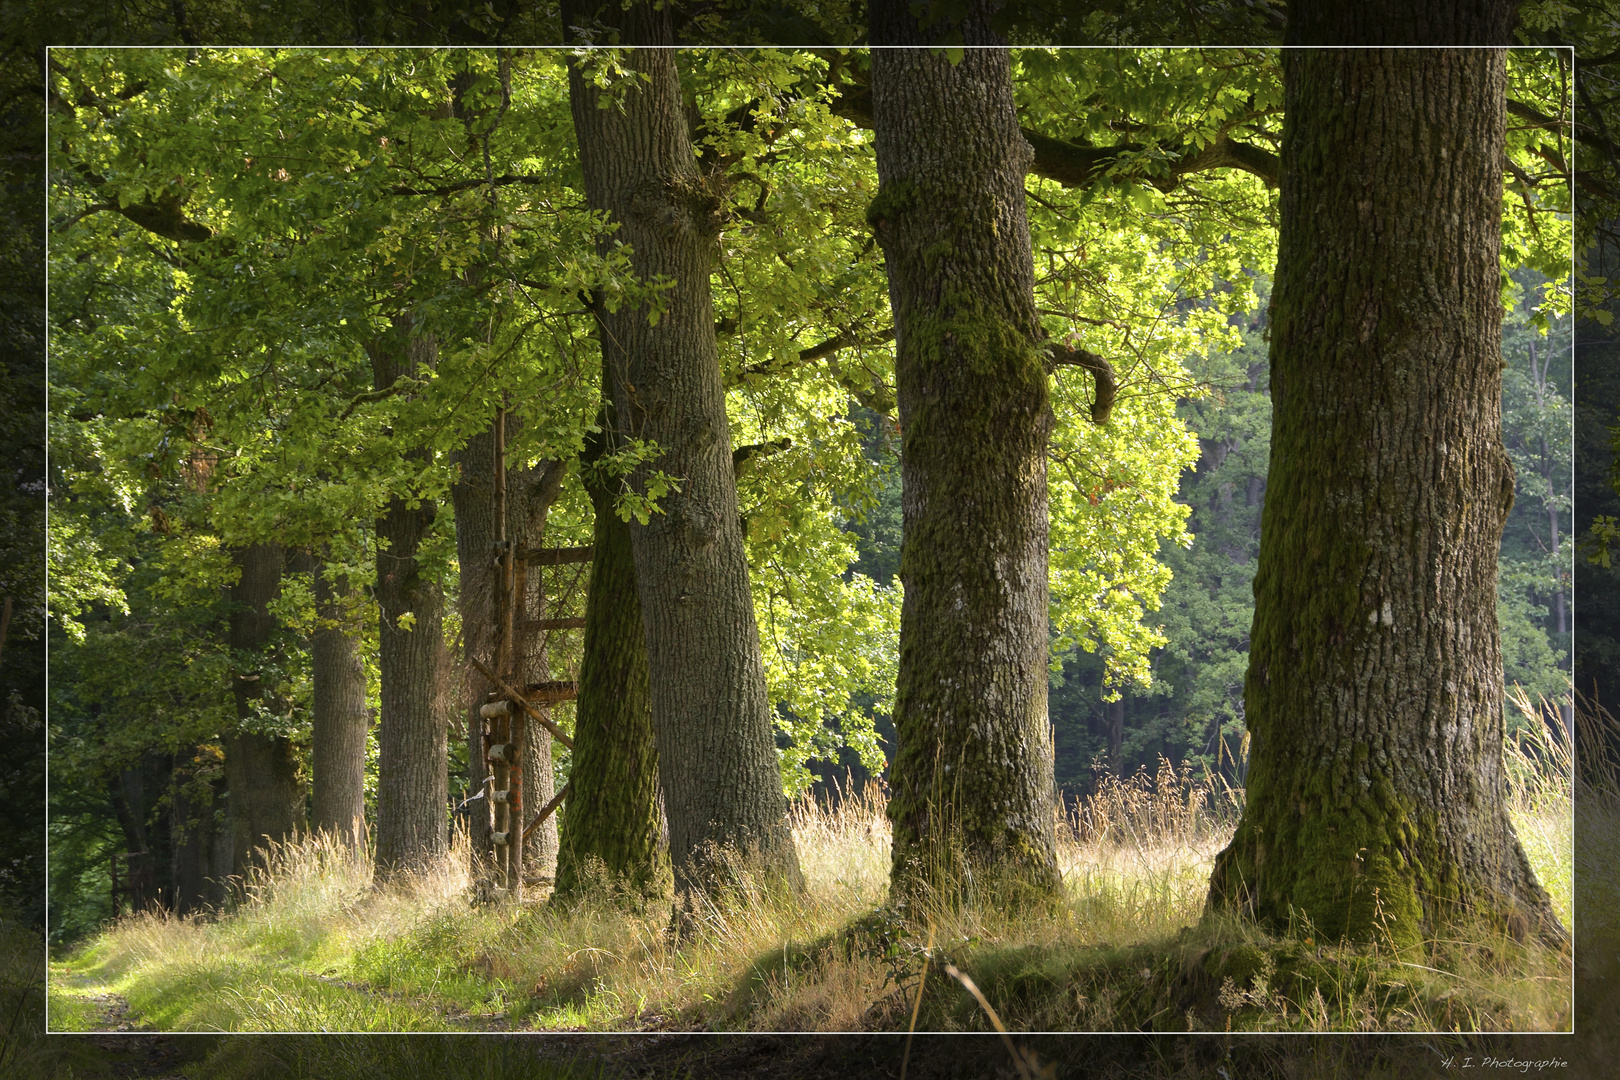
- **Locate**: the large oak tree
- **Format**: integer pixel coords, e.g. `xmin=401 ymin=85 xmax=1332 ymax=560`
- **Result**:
xmin=563 ymin=2 xmax=800 ymax=899
xmin=1207 ymin=2 xmax=1567 ymax=946
xmin=868 ymin=0 xmax=1062 ymax=898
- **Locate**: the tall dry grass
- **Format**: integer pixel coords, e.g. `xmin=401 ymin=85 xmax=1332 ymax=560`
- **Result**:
xmin=50 ymin=700 xmax=1577 ymax=1035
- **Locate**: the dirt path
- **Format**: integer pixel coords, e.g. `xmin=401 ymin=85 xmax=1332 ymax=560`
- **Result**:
xmin=86 ymin=990 xmax=145 ymax=1032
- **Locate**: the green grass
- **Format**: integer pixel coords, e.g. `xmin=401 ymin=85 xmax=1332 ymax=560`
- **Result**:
xmin=47 ymin=699 xmax=1583 ymax=1037
xmin=41 ymin=962 xmax=99 ymax=1032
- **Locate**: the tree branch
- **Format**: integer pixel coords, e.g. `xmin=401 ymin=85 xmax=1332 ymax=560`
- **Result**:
xmin=390 ymin=173 xmax=551 ymax=197
xmin=337 ymin=376 xmax=421 ymax=422
xmin=1506 ymin=97 xmax=1568 ymax=133
xmin=732 ymin=437 xmax=792 ymax=476
xmin=724 ymin=326 xmax=898 ymax=414
xmin=1045 ymin=343 xmax=1117 ymax=424
xmin=834 ymin=83 xmax=1278 ymax=191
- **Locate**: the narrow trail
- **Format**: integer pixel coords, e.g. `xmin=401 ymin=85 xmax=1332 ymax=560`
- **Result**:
xmin=87 ymin=989 xmax=144 ymax=1032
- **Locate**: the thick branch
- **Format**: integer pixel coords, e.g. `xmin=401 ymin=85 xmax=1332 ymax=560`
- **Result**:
xmin=337 ymin=376 xmax=421 ymax=422
xmin=1045 ymin=343 xmax=1117 ymax=424
xmin=732 ymin=437 xmax=792 ymax=476
xmin=1506 ymin=97 xmax=1568 ymax=133
xmin=834 ymin=84 xmax=1279 ymax=191
xmin=60 ymin=160 xmax=215 ymax=243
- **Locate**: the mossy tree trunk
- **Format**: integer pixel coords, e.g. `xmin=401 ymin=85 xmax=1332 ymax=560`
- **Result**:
xmin=554 ymin=381 xmax=670 ymax=904
xmin=868 ymin=1 xmax=1061 ymax=900
xmin=224 ymin=541 xmax=306 ymax=877
xmin=1206 ymin=18 xmax=1566 ymax=946
xmin=369 ymin=325 xmax=449 ymax=875
xmin=310 ymin=549 xmax=369 ymax=845
xmin=564 ymin=1 xmax=799 ymax=900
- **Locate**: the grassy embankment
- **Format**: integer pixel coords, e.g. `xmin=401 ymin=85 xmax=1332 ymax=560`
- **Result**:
xmin=48 ymin=692 xmax=1580 ymax=1037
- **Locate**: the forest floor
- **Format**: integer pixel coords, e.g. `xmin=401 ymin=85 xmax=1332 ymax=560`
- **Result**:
xmin=44 ymin=708 xmax=1582 ymax=1043
xmin=18 ymin=699 xmax=1620 ymax=1076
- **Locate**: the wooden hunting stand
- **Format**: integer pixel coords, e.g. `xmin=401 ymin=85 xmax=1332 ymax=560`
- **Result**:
xmin=472 ymin=408 xmax=589 ymax=900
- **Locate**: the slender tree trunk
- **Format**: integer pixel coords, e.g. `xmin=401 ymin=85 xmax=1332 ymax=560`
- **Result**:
xmin=452 ymin=428 xmax=498 ymax=868
xmin=515 ymin=456 xmax=566 ymax=890
xmin=868 ymin=1 xmax=1060 ymax=900
xmin=224 ymin=541 xmax=305 ymax=877
xmin=169 ymin=748 xmax=226 ymax=914
xmin=311 ymin=551 xmax=369 ymax=844
xmin=555 ymin=389 xmax=669 ymax=904
xmin=1206 ymin=30 xmax=1565 ymax=946
xmin=369 ymin=328 xmax=449 ymax=874
xmin=1107 ymin=698 xmax=1125 ymax=771
xmin=564 ymin=3 xmax=798 ymax=898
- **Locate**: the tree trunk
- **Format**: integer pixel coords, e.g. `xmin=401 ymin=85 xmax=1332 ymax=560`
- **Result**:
xmin=515 ymin=456 xmax=566 ymax=891
xmin=564 ymin=3 xmax=799 ymax=898
xmin=169 ymin=747 xmax=227 ymax=914
xmin=554 ymin=389 xmax=669 ymax=904
xmin=868 ymin=1 xmax=1060 ymax=900
xmin=1206 ymin=35 xmax=1565 ymax=946
xmin=224 ymin=541 xmax=305 ymax=877
xmin=369 ymin=328 xmax=449 ymax=875
xmin=452 ymin=420 xmax=567 ymax=891
xmin=311 ymin=551 xmax=369 ymax=844
xmin=1107 ymin=697 xmax=1125 ymax=772
xmin=451 ymin=428 xmax=498 ymax=868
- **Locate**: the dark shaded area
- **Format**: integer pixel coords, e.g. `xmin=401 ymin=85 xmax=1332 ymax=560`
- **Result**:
xmin=0 ymin=16 xmax=47 ymax=932
xmin=1575 ymin=235 xmax=1620 ymax=714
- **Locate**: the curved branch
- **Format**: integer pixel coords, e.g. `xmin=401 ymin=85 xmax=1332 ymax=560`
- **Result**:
xmin=724 ymin=326 xmax=898 ymax=415
xmin=1045 ymin=343 xmax=1116 ymax=425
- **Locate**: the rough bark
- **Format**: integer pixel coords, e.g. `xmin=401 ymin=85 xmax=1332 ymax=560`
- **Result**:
xmin=1206 ymin=39 xmax=1565 ymax=946
xmin=868 ymin=1 xmax=1060 ymax=900
xmin=564 ymin=2 xmax=799 ymax=898
xmin=554 ymin=389 xmax=670 ymax=904
xmin=370 ymin=328 xmax=449 ymax=874
xmin=224 ymin=541 xmax=306 ymax=878
xmin=1284 ymin=0 xmax=1516 ymax=46
xmin=311 ymin=552 xmax=369 ymax=844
